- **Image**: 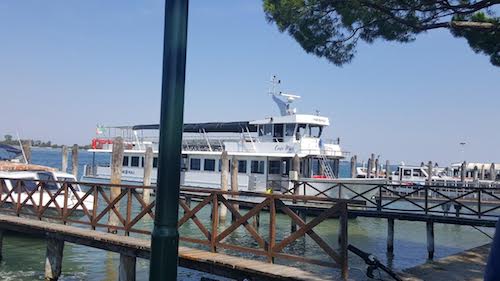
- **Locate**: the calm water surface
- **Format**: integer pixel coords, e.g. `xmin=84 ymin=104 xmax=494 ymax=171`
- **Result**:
xmin=0 ymin=148 xmax=492 ymax=280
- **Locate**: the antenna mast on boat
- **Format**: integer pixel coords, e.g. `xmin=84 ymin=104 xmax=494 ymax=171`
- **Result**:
xmin=269 ymin=75 xmax=301 ymax=116
xmin=16 ymin=132 xmax=28 ymax=164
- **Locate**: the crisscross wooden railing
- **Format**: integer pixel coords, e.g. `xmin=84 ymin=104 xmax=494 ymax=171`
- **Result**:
xmin=0 ymin=178 xmax=357 ymax=279
xmin=271 ymin=179 xmax=500 ymax=220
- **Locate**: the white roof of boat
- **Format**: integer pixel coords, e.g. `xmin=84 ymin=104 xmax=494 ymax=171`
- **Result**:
xmin=249 ymin=114 xmax=330 ymax=126
xmin=450 ymin=162 xmax=500 ymax=169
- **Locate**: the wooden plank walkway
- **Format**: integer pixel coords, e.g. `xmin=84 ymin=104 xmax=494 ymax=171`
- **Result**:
xmin=0 ymin=214 xmax=331 ymax=281
xmin=402 ymin=243 xmax=490 ymax=281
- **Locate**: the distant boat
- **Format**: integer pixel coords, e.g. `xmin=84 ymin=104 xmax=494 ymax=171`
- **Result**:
xmin=0 ymin=144 xmax=93 ymax=214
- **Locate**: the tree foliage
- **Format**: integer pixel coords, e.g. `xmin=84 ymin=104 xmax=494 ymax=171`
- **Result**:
xmin=263 ymin=0 xmax=500 ymax=66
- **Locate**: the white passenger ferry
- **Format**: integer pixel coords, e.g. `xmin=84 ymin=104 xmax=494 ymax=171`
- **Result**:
xmin=82 ymin=78 xmax=384 ymax=200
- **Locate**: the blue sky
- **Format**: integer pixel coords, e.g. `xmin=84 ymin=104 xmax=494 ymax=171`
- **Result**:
xmin=0 ymin=0 xmax=499 ymax=164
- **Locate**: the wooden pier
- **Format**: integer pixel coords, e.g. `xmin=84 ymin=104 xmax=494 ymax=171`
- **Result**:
xmin=0 ymin=214 xmax=329 ymax=281
xmin=0 ymin=175 xmax=499 ymax=280
xmin=0 ymin=178 xmax=358 ymax=280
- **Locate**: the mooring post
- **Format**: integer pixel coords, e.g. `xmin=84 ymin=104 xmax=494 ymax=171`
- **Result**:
xmin=339 ymin=203 xmax=348 ymax=280
xmin=426 ymin=221 xmax=434 ymax=260
xmin=480 ymin=165 xmax=485 ymax=181
xmin=61 ymin=145 xmax=68 ymax=173
xmin=220 ymin=150 xmax=229 ymax=221
xmin=291 ymin=154 xmax=300 ymax=233
xmin=375 ymin=157 xmax=380 ymax=178
xmin=21 ymin=140 xmax=31 ymax=164
xmin=427 ymin=161 xmax=433 ymax=186
xmin=350 ymin=155 xmax=357 ymax=178
xmin=473 ymin=166 xmax=479 ymax=187
xmin=461 ymin=161 xmax=467 ymax=185
xmin=184 ymin=195 xmax=191 ymax=215
xmin=45 ymin=237 xmax=64 ymax=281
xmin=119 ymin=254 xmax=136 ymax=281
xmin=0 ymin=230 xmax=4 ymax=261
xmin=367 ymin=155 xmax=372 ymax=178
xmin=491 ymin=163 xmax=496 ymax=181
xmin=71 ymin=144 xmax=79 ymax=177
xmin=231 ymin=155 xmax=239 ymax=221
xmin=108 ymin=137 xmax=124 ymax=233
xmin=387 ymin=218 xmax=394 ymax=254
xmin=385 ymin=160 xmax=391 ymax=179
xmin=143 ymin=146 xmax=154 ymax=205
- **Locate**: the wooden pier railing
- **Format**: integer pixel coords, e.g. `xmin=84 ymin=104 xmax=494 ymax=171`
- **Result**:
xmin=0 ymin=178 xmax=360 ymax=280
xmin=275 ymin=180 xmax=500 ymax=221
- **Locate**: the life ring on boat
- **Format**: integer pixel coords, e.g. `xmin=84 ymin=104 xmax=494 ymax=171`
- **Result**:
xmin=91 ymin=138 xmax=113 ymax=149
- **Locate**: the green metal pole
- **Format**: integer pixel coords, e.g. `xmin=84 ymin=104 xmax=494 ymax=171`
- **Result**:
xmin=149 ymin=0 xmax=188 ymax=280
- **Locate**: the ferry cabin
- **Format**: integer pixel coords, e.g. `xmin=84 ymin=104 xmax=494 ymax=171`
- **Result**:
xmin=85 ymin=114 xmax=344 ymax=193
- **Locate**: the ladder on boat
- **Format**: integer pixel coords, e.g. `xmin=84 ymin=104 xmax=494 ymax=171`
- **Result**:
xmin=319 ymin=155 xmax=336 ymax=179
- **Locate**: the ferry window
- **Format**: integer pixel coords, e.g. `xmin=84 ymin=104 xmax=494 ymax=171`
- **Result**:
xmin=309 ymin=125 xmax=322 ymax=138
xmin=403 ymin=169 xmax=411 ymax=176
xmin=153 ymin=157 xmax=158 ymax=168
xmin=296 ymin=124 xmax=307 ymax=140
xmin=251 ymin=160 xmax=265 ymax=174
xmin=141 ymin=157 xmax=144 ymax=168
xmin=123 ymin=156 xmax=129 ymax=167
xmin=268 ymin=161 xmax=281 ymax=174
xmin=204 ymin=159 xmax=216 ymax=171
xmin=131 ymin=156 xmax=140 ymax=167
xmin=190 ymin=158 xmax=201 ymax=170
xmin=263 ymin=124 xmax=272 ymax=136
xmin=274 ymin=124 xmax=284 ymax=141
xmin=285 ymin=124 xmax=295 ymax=137
xmin=238 ymin=160 xmax=247 ymax=173
xmin=413 ymin=170 xmax=423 ymax=177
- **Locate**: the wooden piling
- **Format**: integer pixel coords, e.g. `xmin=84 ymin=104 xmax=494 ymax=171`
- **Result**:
xmin=22 ymin=140 xmax=31 ymax=164
xmin=366 ymin=156 xmax=372 ymax=178
xmin=119 ymin=254 xmax=136 ymax=281
xmin=387 ymin=218 xmax=394 ymax=254
xmin=426 ymin=221 xmax=434 ymax=260
xmin=292 ymin=154 xmax=300 ymax=195
xmin=461 ymin=161 xmax=467 ymax=184
xmin=0 ymin=230 xmax=4 ymax=261
xmin=385 ymin=160 xmax=391 ymax=179
xmin=491 ymin=163 xmax=496 ymax=181
xmin=374 ymin=157 xmax=380 ymax=178
xmin=142 ymin=147 xmax=153 ymax=205
xmin=45 ymin=237 xmax=64 ymax=281
xmin=108 ymin=137 xmax=124 ymax=233
xmin=72 ymin=144 xmax=78 ymax=177
xmin=291 ymin=154 xmax=300 ymax=233
xmin=220 ymin=150 xmax=229 ymax=221
xmin=473 ymin=166 xmax=479 ymax=187
xmin=61 ymin=146 xmax=68 ymax=173
xmin=427 ymin=161 xmax=433 ymax=185
xmin=350 ymin=155 xmax=357 ymax=178
xmin=231 ymin=155 xmax=239 ymax=221
xmin=480 ymin=165 xmax=485 ymax=180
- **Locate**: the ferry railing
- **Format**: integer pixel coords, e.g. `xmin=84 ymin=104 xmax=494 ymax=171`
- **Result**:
xmin=269 ymin=179 xmax=500 ymax=221
xmin=0 ymin=178 xmax=361 ymax=279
